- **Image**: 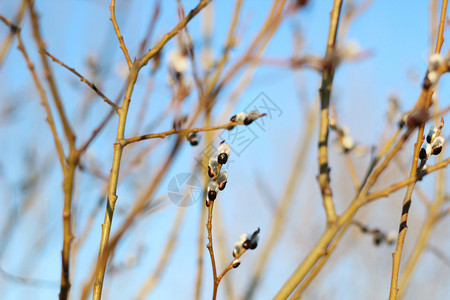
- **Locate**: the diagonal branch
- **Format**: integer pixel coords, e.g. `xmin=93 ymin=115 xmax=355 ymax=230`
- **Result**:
xmin=44 ymin=50 xmax=119 ymax=112
xmin=139 ymin=0 xmax=212 ymax=68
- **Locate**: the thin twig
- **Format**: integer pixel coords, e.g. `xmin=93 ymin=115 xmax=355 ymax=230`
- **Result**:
xmin=367 ymin=158 xmax=450 ymax=201
xmin=26 ymin=3 xmax=80 ymax=300
xmin=139 ymin=0 xmax=213 ymax=67
xmin=0 ymin=0 xmax=26 ymax=68
xmin=137 ymin=0 xmax=161 ymax=58
xmin=388 ymin=1 xmax=448 ymax=298
xmin=91 ymin=2 xmax=215 ymax=296
xmin=397 ymin=167 xmax=446 ymax=299
xmin=85 ymin=139 xmax=182 ymax=300
xmin=0 ymin=14 xmax=66 ymax=171
xmin=44 ymin=50 xmax=119 ymax=112
xmin=123 ymin=115 xmax=266 ymax=146
xmin=110 ymin=0 xmax=132 ymax=68
xmin=216 ymin=248 xmax=246 ymax=286
xmin=206 ymin=202 xmax=219 ymax=300
xmin=194 ymin=110 xmax=213 ymax=299
xmin=27 ymin=0 xmax=75 ymax=148
xmin=211 ymin=0 xmax=287 ymax=98
xmin=206 ymin=0 xmax=243 ymax=93
xmin=0 ymin=265 xmax=59 ymax=289
xmin=317 ymin=0 xmax=343 ymax=224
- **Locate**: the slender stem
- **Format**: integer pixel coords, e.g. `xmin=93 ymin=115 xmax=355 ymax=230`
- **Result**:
xmin=44 ymin=50 xmax=119 ymax=111
xmin=0 ymin=14 xmax=66 ymax=172
xmin=388 ymin=129 xmax=423 ymax=300
xmin=123 ymin=115 xmax=265 ymax=146
xmin=92 ymin=2 xmax=214 ymax=298
xmin=26 ymin=3 xmax=80 ymax=299
xmin=140 ymin=0 xmax=213 ymax=67
xmin=195 ymin=109 xmax=213 ymax=299
xmin=206 ymin=202 xmax=218 ymax=299
xmin=435 ymin=0 xmax=448 ymax=53
xmin=388 ymin=1 xmax=447 ymax=298
xmin=60 ymin=155 xmax=78 ymax=300
xmin=0 ymin=0 xmax=26 ymax=68
xmin=367 ymin=158 xmax=450 ymax=201
xmin=216 ymin=249 xmax=246 ymax=285
xmin=110 ymin=0 xmax=132 ymax=68
xmin=27 ymin=0 xmax=75 ymax=149
xmin=92 ymin=65 xmax=139 ymax=300
xmin=206 ymin=0 xmax=243 ymax=93
xmin=317 ymin=0 xmax=343 ymax=224
xmin=397 ymin=171 xmax=445 ymax=299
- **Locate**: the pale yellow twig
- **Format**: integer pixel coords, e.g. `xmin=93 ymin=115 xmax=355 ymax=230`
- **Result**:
xmin=388 ymin=1 xmax=448 ymax=298
xmin=317 ymin=0 xmax=343 ymax=224
xmin=110 ymin=0 xmax=132 ymax=68
xmin=123 ymin=115 xmax=266 ymax=146
xmin=92 ymin=2 xmax=213 ymax=299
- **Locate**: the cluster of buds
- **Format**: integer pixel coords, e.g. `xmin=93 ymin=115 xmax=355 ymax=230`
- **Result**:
xmin=228 ymin=110 xmax=267 ymax=130
xmin=352 ymin=221 xmax=396 ymax=246
xmin=206 ymin=141 xmax=230 ymax=207
xmin=419 ymin=119 xmax=445 ymax=168
xmin=423 ymin=53 xmax=450 ymax=90
xmin=231 ymin=228 xmax=260 ymax=268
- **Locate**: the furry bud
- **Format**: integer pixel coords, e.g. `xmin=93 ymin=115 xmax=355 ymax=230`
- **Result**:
xmin=208 ymin=158 xmax=219 ymax=178
xmin=207 ymin=181 xmax=219 ymax=201
xmin=244 ymin=110 xmax=260 ymax=125
xmin=217 ymin=141 xmax=231 ymax=165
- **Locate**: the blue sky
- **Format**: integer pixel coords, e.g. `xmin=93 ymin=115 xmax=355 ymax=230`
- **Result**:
xmin=1 ymin=0 xmax=450 ymax=299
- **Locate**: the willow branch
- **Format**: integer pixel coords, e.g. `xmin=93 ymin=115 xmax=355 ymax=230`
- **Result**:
xmin=27 ymin=0 xmax=75 ymax=148
xmin=388 ymin=1 xmax=447 ymax=298
xmin=139 ymin=0 xmax=213 ymax=67
xmin=44 ymin=50 xmax=119 ymax=112
xmin=0 ymin=14 xmax=66 ymax=172
xmin=397 ymin=167 xmax=446 ymax=299
xmin=317 ymin=0 xmax=343 ymax=224
xmin=0 ymin=0 xmax=26 ymax=68
xmin=123 ymin=115 xmax=265 ymax=146
xmin=110 ymin=0 xmax=132 ymax=68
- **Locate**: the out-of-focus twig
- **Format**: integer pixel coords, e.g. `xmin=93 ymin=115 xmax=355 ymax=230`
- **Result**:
xmin=135 ymin=207 xmax=186 ymax=299
xmin=244 ymin=99 xmax=318 ymax=299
